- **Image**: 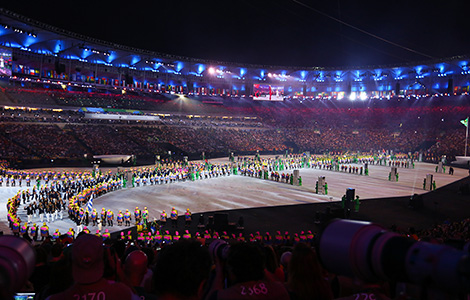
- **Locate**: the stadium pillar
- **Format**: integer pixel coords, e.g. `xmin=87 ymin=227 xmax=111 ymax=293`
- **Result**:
xmin=245 ymin=84 xmax=252 ymax=97
xmin=395 ymin=82 xmax=400 ymax=96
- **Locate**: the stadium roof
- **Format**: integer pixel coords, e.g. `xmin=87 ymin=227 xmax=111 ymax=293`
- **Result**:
xmin=1 ymin=1 xmax=470 ymax=68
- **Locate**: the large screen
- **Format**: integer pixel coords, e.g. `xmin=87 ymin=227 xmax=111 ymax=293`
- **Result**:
xmin=0 ymin=48 xmax=12 ymax=76
xmin=253 ymin=84 xmax=284 ymax=101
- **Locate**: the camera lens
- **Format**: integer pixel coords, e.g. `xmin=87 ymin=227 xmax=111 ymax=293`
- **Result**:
xmin=0 ymin=236 xmax=36 ymax=295
xmin=208 ymin=240 xmax=229 ymax=261
xmin=318 ymin=219 xmax=395 ymax=281
xmin=405 ymin=240 xmax=470 ymax=292
xmin=318 ymin=219 xmax=470 ymax=293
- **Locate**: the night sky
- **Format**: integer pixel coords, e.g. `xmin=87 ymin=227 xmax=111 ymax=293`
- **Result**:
xmin=2 ymin=1 xmax=470 ymax=68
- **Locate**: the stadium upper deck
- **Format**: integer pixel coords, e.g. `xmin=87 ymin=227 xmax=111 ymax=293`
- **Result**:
xmin=0 ymin=8 xmax=470 ymax=103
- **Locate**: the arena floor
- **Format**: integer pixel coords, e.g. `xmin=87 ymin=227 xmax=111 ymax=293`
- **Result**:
xmin=0 ymin=157 xmax=467 ymax=236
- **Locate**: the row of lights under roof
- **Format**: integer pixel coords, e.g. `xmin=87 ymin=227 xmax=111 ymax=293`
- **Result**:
xmin=2 ymin=24 xmax=37 ymax=37
xmin=11 ymin=47 xmax=458 ymax=80
xmin=11 ymin=48 xmax=469 ymax=82
xmin=83 ymin=48 xmax=111 ymax=56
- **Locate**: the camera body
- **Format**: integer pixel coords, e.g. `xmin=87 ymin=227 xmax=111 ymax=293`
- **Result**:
xmin=317 ymin=219 xmax=470 ymax=293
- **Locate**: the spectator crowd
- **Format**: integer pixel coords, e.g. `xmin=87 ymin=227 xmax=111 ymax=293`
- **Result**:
xmin=5 ymin=215 xmax=468 ymax=300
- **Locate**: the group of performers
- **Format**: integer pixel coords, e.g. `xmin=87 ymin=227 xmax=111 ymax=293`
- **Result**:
xmin=3 ymin=152 xmax=415 ymax=238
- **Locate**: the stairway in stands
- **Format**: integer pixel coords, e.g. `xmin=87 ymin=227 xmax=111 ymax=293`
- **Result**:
xmin=64 ymin=125 xmax=94 ymax=154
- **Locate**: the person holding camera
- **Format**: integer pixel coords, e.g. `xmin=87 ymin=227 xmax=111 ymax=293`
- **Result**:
xmin=205 ymin=242 xmax=290 ymax=300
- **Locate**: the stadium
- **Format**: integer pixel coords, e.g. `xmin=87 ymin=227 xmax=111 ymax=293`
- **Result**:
xmin=0 ymin=4 xmax=469 ymax=299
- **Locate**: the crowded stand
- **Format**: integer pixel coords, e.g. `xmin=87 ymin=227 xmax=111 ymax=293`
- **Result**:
xmin=52 ymin=91 xmax=164 ymax=111
xmin=2 ymin=84 xmax=169 ymax=110
xmin=3 ymin=86 xmax=59 ymax=106
xmin=0 ymin=107 xmax=83 ymax=123
xmin=1 ymin=9 xmax=470 ymax=300
xmin=67 ymin=124 xmax=144 ymax=156
xmin=2 ymin=98 xmax=470 ymax=163
xmin=0 ymin=134 xmax=31 ymax=160
xmin=1 ymin=123 xmax=86 ymax=159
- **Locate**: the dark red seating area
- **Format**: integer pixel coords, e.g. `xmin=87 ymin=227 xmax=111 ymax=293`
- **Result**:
xmin=1 ymin=86 xmax=470 ymax=163
xmin=2 ymin=86 xmax=168 ymax=110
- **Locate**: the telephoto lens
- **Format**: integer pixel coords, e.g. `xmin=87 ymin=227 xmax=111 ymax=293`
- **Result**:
xmin=317 ymin=219 xmax=470 ymax=294
xmin=0 ymin=236 xmax=36 ymax=297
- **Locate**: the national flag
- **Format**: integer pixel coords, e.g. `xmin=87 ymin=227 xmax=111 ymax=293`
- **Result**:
xmin=86 ymin=194 xmax=94 ymax=213
xmin=461 ymin=117 xmax=469 ymax=128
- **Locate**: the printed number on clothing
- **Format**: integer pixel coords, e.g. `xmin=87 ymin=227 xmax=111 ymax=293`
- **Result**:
xmin=354 ymin=293 xmax=376 ymax=300
xmin=240 ymin=283 xmax=268 ymax=296
xmin=73 ymin=292 xmax=106 ymax=300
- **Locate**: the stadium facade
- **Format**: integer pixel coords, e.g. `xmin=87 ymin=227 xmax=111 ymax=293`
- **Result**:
xmin=1 ymin=8 xmax=469 ymax=102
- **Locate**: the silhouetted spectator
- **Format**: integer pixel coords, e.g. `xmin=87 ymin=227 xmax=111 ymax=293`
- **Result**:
xmin=47 ymin=234 xmax=136 ymax=300
xmin=153 ymin=240 xmax=211 ymax=299
xmin=279 ymin=251 xmax=292 ymax=282
xmin=285 ymin=243 xmax=333 ymax=300
xmin=206 ymin=242 xmax=290 ymax=300
xmin=124 ymin=250 xmax=156 ymax=300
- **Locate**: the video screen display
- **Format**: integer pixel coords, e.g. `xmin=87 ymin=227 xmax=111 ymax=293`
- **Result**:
xmin=0 ymin=47 xmax=12 ymax=76
xmin=253 ymin=84 xmax=284 ymax=101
